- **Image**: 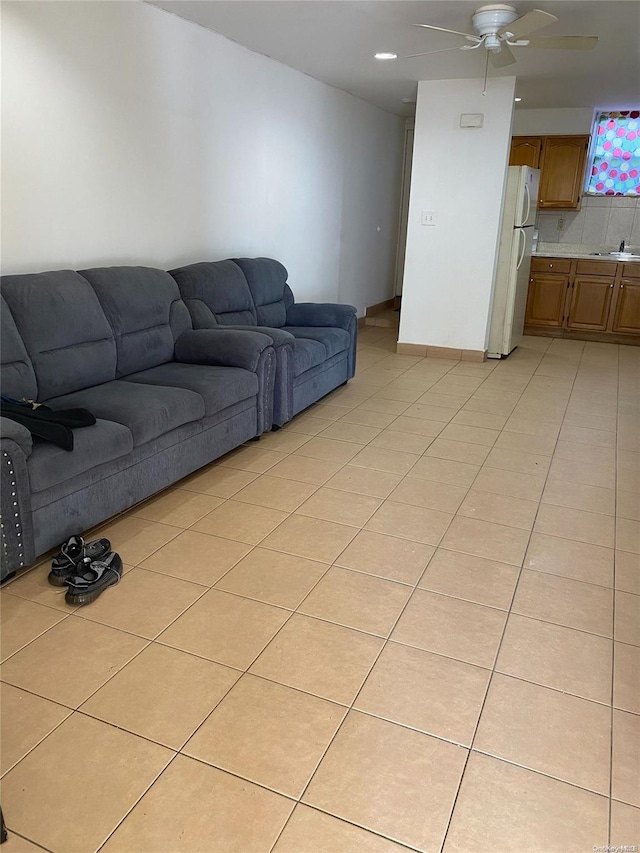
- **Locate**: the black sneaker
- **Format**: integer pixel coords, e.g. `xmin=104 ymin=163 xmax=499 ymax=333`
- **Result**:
xmin=49 ymin=535 xmax=111 ymax=586
xmin=64 ymin=551 xmax=123 ymax=606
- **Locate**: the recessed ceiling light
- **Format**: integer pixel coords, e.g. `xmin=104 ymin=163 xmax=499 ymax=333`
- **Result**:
xmin=375 ymin=52 xmax=397 ymax=60
xmin=514 ymin=97 xmax=522 ymax=102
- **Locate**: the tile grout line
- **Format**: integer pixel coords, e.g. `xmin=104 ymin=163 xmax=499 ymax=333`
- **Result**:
xmin=436 ymin=338 xmax=608 ymax=852
xmin=434 ymin=338 xmax=568 ymax=851
xmin=607 ymin=341 xmax=621 ymax=846
xmin=264 ymin=351 xmax=495 ymax=852
xmin=271 ymin=339 xmax=557 ymax=852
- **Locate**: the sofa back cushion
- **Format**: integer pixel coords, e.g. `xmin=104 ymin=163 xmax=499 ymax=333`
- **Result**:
xmin=233 ymin=258 xmax=294 ymax=328
xmin=170 ymin=260 xmax=258 ymax=327
xmin=79 ymin=267 xmax=191 ymax=377
xmin=0 ymin=295 xmax=38 ymax=400
xmin=1 ymin=270 xmax=117 ymax=400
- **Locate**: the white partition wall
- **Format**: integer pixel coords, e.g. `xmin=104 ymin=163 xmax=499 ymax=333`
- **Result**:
xmin=398 ymin=76 xmax=516 ymax=355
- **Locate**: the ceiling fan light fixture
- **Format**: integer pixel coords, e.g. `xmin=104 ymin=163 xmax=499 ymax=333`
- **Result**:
xmin=374 ymin=52 xmax=397 ymax=60
xmin=484 ymin=33 xmax=503 ymax=51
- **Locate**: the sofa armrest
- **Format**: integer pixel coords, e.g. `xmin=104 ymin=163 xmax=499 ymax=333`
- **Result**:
xmin=0 ymin=420 xmax=36 ymax=578
xmin=175 ymin=329 xmax=274 ymax=373
xmin=222 ymin=325 xmax=295 ymax=348
xmin=285 ymin=302 xmax=357 ymax=331
xmin=1 ymin=416 xmax=33 ymax=459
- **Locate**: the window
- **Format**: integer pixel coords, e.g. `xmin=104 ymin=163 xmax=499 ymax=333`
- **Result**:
xmin=587 ymin=110 xmax=640 ymax=196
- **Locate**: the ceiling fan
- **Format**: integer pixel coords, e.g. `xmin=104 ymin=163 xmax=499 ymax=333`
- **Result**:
xmin=407 ymin=4 xmax=598 ymax=67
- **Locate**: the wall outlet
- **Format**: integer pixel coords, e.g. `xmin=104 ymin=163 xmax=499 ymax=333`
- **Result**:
xmin=557 ymin=216 xmax=565 ymax=232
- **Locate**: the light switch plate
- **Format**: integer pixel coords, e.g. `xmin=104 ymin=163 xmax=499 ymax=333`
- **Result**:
xmin=421 ymin=210 xmax=436 ymax=226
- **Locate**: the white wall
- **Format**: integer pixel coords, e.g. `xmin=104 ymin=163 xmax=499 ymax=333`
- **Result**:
xmin=399 ymin=77 xmax=516 ymax=351
xmin=513 ymin=108 xmax=594 ymax=136
xmin=1 ymin=1 xmax=404 ymax=313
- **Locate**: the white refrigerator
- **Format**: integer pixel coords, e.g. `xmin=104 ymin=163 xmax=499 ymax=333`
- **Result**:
xmin=487 ymin=166 xmax=540 ymax=358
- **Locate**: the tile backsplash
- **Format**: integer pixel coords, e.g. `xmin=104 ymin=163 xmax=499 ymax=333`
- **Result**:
xmin=536 ymin=196 xmax=640 ymax=249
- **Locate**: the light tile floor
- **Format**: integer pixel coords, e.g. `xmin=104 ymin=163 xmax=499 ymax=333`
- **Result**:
xmin=1 ymin=330 xmax=639 ymax=852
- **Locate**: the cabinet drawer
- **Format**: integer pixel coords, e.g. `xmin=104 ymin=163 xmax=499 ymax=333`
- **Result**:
xmin=575 ymin=259 xmax=618 ymax=276
xmin=531 ymin=258 xmax=572 ymax=274
xmin=622 ymin=263 xmax=640 ymax=279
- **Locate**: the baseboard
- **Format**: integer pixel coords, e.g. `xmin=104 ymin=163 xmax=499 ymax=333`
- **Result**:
xmin=365 ymin=297 xmax=396 ymax=317
xmin=358 ymin=316 xmax=367 ymax=330
xmin=396 ymin=343 xmax=426 ymax=356
xmin=396 ymin=342 xmax=487 ymax=361
xmin=525 ymin=325 xmax=640 ymax=346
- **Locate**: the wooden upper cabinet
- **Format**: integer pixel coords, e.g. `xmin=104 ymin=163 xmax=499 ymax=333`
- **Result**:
xmin=510 ymin=134 xmax=590 ymax=210
xmin=612 ymin=280 xmax=640 ymax=334
xmin=538 ymin=136 xmax=589 ymax=210
xmin=509 ymin=137 xmax=542 ymax=169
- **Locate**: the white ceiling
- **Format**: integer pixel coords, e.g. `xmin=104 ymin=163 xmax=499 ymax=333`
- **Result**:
xmin=148 ymin=1 xmax=640 ymax=116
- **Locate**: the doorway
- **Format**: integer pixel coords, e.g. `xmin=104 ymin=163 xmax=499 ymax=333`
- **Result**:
xmin=393 ymin=121 xmax=415 ymax=301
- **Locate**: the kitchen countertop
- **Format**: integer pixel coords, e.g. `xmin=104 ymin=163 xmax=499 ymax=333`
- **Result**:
xmin=533 ymin=251 xmax=640 ymax=262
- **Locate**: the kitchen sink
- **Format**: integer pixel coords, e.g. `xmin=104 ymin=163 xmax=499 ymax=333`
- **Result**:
xmin=590 ymin=252 xmax=640 ymax=260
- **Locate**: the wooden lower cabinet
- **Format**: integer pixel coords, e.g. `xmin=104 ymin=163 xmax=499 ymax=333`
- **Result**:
xmin=612 ymin=280 xmax=640 ymax=334
xmin=525 ymin=256 xmax=640 ymax=342
xmin=525 ymin=273 xmax=569 ymax=327
xmin=566 ymin=276 xmax=615 ymax=331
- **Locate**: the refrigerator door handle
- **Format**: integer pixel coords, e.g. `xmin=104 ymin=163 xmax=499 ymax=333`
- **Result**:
xmin=516 ymin=227 xmax=527 ymax=270
xmin=523 ymin=181 xmax=531 ymax=227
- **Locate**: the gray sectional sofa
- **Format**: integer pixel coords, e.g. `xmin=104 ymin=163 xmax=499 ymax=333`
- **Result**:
xmin=0 ymin=259 xmax=357 ymax=581
xmin=171 ymin=258 xmax=357 ymax=426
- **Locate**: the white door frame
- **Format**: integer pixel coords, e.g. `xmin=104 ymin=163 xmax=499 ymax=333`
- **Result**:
xmin=393 ymin=119 xmax=415 ymax=298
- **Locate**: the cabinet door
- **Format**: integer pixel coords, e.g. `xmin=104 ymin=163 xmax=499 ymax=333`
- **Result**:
xmin=538 ymin=136 xmax=589 ymax=209
xmin=612 ymin=280 xmax=640 ymax=333
xmin=525 ymin=273 xmax=569 ymax=327
xmin=510 ymin=137 xmax=542 ymax=168
xmin=567 ymin=276 xmax=615 ymax=331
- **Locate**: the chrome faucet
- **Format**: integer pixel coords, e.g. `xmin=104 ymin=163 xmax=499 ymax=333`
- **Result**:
xmin=619 ymin=239 xmax=626 ymax=252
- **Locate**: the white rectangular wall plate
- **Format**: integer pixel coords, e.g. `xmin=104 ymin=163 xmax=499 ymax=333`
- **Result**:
xmin=460 ymin=113 xmax=484 ymax=128
xmin=421 ymin=210 xmax=436 ymax=226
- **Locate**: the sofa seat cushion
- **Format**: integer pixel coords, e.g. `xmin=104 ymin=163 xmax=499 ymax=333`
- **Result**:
xmin=283 ymin=326 xmax=351 ymax=360
xmin=47 ymin=380 xmax=205 ymax=447
xmin=124 ymin=363 xmax=258 ymax=417
xmin=289 ymin=338 xmax=327 ymax=378
xmin=28 ymin=419 xmax=133 ymax=494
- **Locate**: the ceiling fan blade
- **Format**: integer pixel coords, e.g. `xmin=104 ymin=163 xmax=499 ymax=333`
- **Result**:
xmin=413 ymin=24 xmax=479 ymax=41
xmin=489 ymin=44 xmax=517 ymax=67
xmin=405 ymin=46 xmax=465 ymax=58
xmin=524 ymin=35 xmax=599 ymax=50
xmin=499 ymin=9 xmax=558 ymax=39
